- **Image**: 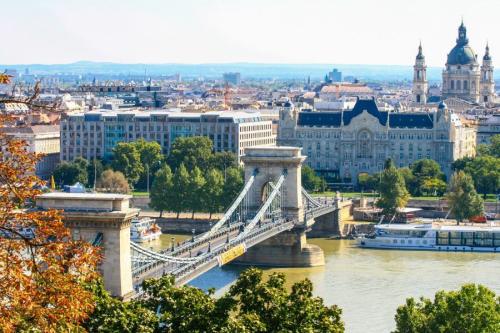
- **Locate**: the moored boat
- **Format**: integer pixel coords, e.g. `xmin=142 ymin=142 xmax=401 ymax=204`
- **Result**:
xmin=357 ymin=222 xmax=500 ymax=252
xmin=130 ymin=217 xmax=162 ymax=242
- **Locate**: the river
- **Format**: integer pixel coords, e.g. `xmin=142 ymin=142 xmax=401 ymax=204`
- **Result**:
xmin=148 ymin=234 xmax=500 ymax=333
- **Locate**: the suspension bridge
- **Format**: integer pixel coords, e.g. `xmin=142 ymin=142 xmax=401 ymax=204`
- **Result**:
xmin=36 ymin=146 xmax=351 ymax=299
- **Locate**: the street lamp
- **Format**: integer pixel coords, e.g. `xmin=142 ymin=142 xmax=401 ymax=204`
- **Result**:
xmin=192 ymin=228 xmax=196 ymax=242
xmin=171 ymin=237 xmax=175 ymax=251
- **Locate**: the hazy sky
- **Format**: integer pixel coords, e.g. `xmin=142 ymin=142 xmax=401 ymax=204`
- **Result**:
xmin=2 ymin=0 xmax=498 ymax=66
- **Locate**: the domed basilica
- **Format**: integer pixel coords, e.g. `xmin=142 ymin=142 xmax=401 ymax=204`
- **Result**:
xmin=412 ymin=22 xmax=495 ymax=105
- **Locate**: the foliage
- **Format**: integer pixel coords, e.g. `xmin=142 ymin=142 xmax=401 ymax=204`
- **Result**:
xmin=112 ymin=142 xmax=144 ymax=185
xmin=302 ymin=165 xmax=327 ymax=192
xmin=358 ymin=172 xmax=380 ymax=191
xmin=149 ymin=165 xmax=174 ymax=217
xmin=87 ymin=158 xmax=104 ymax=189
xmin=203 ymin=169 xmax=225 ymax=219
xmin=187 ymin=167 xmax=206 ymax=218
xmin=376 ymin=159 xmax=410 ymax=216
xmin=394 ymin=284 xmax=500 ymax=333
xmin=134 ymin=138 xmax=164 ymax=189
xmin=446 ymin=171 xmax=484 ymax=223
xmin=53 ymin=157 xmax=89 ymax=187
xmin=408 ymin=159 xmax=445 ymax=196
xmin=168 ymin=136 xmax=213 ymax=171
xmin=210 ymin=151 xmax=238 ymax=171
xmin=0 ymin=116 xmax=100 ymax=332
xmin=490 ymin=134 xmax=500 ymax=158
xmin=86 ymin=268 xmax=345 ymax=332
xmin=451 ymin=156 xmax=474 ymax=172
xmin=464 ymin=155 xmax=500 ymax=198
xmin=96 ymin=169 xmax=130 ymax=194
xmin=171 ymin=164 xmax=191 ymax=218
xmin=221 ymin=167 xmax=244 ymax=209
xmin=83 ymin=280 xmax=157 ymax=333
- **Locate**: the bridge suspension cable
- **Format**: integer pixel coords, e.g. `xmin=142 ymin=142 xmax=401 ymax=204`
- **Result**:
xmin=199 ymin=169 xmax=258 ymax=240
xmin=130 ymin=242 xmax=197 ymax=264
xmin=301 ymin=187 xmax=322 ymax=208
xmin=234 ymin=172 xmax=286 ymax=241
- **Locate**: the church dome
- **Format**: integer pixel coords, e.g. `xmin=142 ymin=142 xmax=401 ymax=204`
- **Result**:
xmin=446 ymin=22 xmax=478 ymax=65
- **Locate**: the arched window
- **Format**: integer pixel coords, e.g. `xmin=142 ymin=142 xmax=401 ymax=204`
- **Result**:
xmin=463 ymin=80 xmax=468 ymax=90
xmin=416 ymin=95 xmax=421 ymax=103
xmin=417 ymin=70 xmax=421 ymax=80
xmin=456 ymin=80 xmax=461 ymax=90
xmin=451 ymin=80 xmax=454 ymax=90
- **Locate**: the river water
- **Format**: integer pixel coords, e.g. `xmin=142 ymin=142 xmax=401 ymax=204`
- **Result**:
xmin=149 ymin=234 xmax=500 ymax=333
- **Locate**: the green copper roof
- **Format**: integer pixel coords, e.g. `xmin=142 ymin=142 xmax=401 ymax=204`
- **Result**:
xmin=446 ymin=22 xmax=477 ymax=65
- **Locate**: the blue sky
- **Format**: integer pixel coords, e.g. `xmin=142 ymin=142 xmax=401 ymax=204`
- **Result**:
xmin=2 ymin=0 xmax=498 ymax=66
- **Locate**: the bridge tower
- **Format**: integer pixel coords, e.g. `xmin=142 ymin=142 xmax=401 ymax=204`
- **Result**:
xmin=36 ymin=192 xmax=138 ymax=299
xmin=237 ymin=146 xmax=325 ymax=267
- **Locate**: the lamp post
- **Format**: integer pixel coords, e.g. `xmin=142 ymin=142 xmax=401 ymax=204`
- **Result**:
xmin=171 ymin=237 xmax=175 ymax=251
xmin=192 ymin=228 xmax=196 ymax=242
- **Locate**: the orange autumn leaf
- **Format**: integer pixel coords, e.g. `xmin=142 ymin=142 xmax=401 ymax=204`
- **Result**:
xmin=0 ymin=114 xmax=101 ymax=332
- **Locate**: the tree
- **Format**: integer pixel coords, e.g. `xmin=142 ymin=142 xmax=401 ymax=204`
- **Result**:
xmin=87 ymin=158 xmax=104 ymax=189
xmin=464 ymin=155 xmax=500 ymax=198
xmin=149 ymin=165 xmax=174 ymax=217
xmin=112 ymin=142 xmax=144 ymax=185
xmin=302 ymin=165 xmax=326 ymax=192
xmin=394 ymin=284 xmax=500 ymax=333
xmin=53 ymin=159 xmax=89 ymax=187
xmin=358 ymin=172 xmax=380 ymax=192
xmin=134 ymin=138 xmax=164 ymax=190
xmin=376 ymin=159 xmax=410 ymax=216
xmin=129 ymin=268 xmax=345 ymax=332
xmin=0 ymin=116 xmax=99 ymax=331
xmin=420 ymin=178 xmax=447 ymax=196
xmin=171 ymin=164 xmax=191 ymax=218
xmin=96 ymin=170 xmax=130 ymax=194
xmin=203 ymin=169 xmax=224 ymax=219
xmin=490 ymin=134 xmax=500 ymax=158
xmin=83 ymin=280 xmax=157 ymax=333
xmin=451 ymin=156 xmax=474 ymax=171
xmin=227 ymin=268 xmax=344 ymax=332
xmin=167 ymin=136 xmax=213 ymax=171
xmin=188 ymin=167 xmax=206 ymax=219
xmin=210 ymin=151 xmax=238 ymax=174
xmin=409 ymin=159 xmax=445 ymax=196
xmin=222 ymin=167 xmax=244 ymax=209
xmin=446 ymin=171 xmax=484 ymax=224
xmin=398 ymin=167 xmax=415 ymax=194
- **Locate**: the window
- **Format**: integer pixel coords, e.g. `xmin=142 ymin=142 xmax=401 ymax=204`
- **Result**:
xmin=463 ymin=80 xmax=468 ymax=90
xmin=451 ymin=80 xmax=454 ymax=90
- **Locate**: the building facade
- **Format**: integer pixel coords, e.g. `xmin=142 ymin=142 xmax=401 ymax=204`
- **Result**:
xmin=278 ymin=99 xmax=476 ymax=184
xmin=60 ymin=110 xmax=275 ymax=162
xmin=476 ymin=114 xmax=500 ymax=145
xmin=1 ymin=125 xmax=60 ymax=179
xmin=440 ymin=22 xmax=495 ymax=104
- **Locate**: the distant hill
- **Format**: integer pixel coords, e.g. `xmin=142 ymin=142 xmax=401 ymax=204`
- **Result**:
xmin=0 ymin=61 xmax=460 ymax=82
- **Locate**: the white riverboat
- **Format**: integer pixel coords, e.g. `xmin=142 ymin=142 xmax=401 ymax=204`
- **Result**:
xmin=357 ymin=222 xmax=500 ymax=252
xmin=130 ymin=217 xmax=162 ymax=242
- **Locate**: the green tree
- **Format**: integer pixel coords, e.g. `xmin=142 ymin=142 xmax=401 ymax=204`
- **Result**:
xmin=376 ymin=159 xmax=410 ymax=216
xmin=394 ymin=284 xmax=500 ymax=333
xmin=420 ymin=178 xmax=447 ymax=196
xmin=171 ymin=164 xmax=191 ymax=218
xmin=302 ymin=165 xmax=326 ymax=192
xmin=409 ymin=159 xmax=445 ymax=196
xmin=187 ymin=167 xmax=206 ymax=219
xmin=398 ymin=167 xmax=415 ymax=194
xmin=83 ymin=281 xmax=157 ymax=333
xmin=446 ymin=171 xmax=484 ymax=224
xmin=52 ymin=159 xmax=88 ymax=187
xmin=203 ymin=169 xmax=224 ymax=219
xmin=134 ymin=138 xmax=164 ymax=189
xmin=210 ymin=151 xmax=238 ymax=175
xmin=87 ymin=158 xmax=104 ymax=189
xmin=149 ymin=165 xmax=174 ymax=217
xmin=358 ymin=172 xmax=381 ymax=192
xmin=490 ymin=134 xmax=500 ymax=157
xmin=464 ymin=155 xmax=500 ymax=198
xmin=451 ymin=156 xmax=474 ymax=171
xmin=227 ymin=268 xmax=344 ymax=332
xmin=112 ymin=142 xmax=144 ymax=185
xmin=168 ymin=136 xmax=213 ymax=171
xmin=222 ymin=167 xmax=244 ymax=209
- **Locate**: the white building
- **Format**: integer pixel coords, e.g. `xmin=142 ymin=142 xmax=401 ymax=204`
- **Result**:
xmin=60 ymin=110 xmax=275 ymax=162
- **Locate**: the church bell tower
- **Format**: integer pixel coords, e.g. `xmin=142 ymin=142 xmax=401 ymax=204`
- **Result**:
xmin=412 ymin=42 xmax=428 ymax=104
xmin=480 ymin=43 xmax=495 ymax=105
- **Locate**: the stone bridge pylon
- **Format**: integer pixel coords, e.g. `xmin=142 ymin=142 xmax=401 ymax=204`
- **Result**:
xmin=235 ymin=146 xmax=325 ymax=267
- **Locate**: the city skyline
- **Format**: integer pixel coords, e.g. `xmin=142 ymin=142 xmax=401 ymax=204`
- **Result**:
xmin=1 ymin=0 xmax=498 ymax=67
